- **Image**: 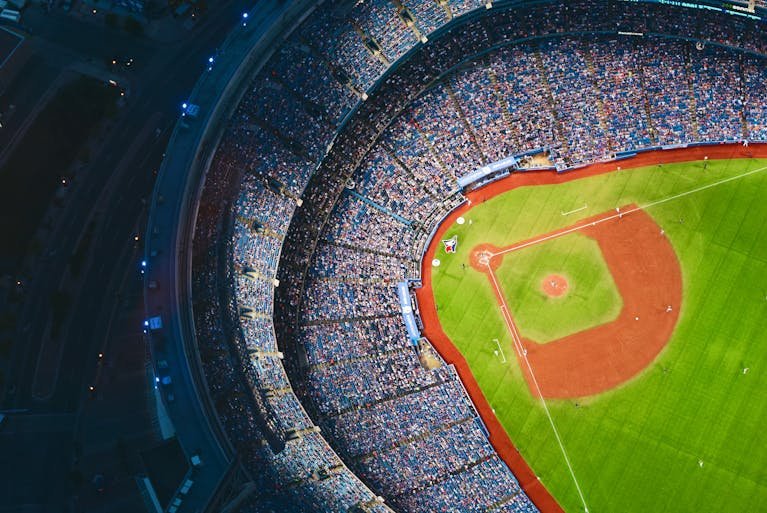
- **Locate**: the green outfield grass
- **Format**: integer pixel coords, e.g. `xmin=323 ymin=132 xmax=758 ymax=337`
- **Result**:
xmin=431 ymin=159 xmax=767 ymax=513
xmin=495 ymin=232 xmax=622 ymax=343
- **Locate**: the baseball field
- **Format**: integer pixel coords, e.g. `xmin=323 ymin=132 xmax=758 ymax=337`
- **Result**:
xmin=423 ymin=155 xmax=767 ymax=512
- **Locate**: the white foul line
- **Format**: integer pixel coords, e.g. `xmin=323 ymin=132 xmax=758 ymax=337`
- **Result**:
xmin=487 ymin=266 xmax=590 ymax=513
xmin=493 ymin=164 xmax=767 ymax=258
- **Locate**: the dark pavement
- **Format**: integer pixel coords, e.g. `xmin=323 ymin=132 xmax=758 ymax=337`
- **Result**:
xmin=0 ymin=2 xmax=255 ymax=511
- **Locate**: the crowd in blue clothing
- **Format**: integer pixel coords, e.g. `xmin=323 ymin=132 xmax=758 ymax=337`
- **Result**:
xmin=355 ymin=37 xmax=765 ymax=174
xmin=362 ymin=421 xmax=496 ymax=494
xmin=405 ymin=0 xmax=449 ymax=36
xmin=323 ymin=194 xmax=418 ymax=254
xmin=588 ymin=40 xmax=654 ymax=152
xmin=353 ymin=146 xmax=442 ymax=220
xmin=305 ymin=349 xmax=447 ymax=413
xmin=309 ymin=243 xmax=408 ymax=282
xmin=273 ymin=43 xmax=359 ymax=127
xmin=299 ymin=317 xmax=406 ymax=367
xmin=540 ymin=39 xmax=610 ymax=164
xmin=744 ymin=57 xmax=767 ymax=140
xmin=408 ymin=456 xmax=538 ymax=513
xmin=301 ymin=280 xmax=400 ymax=322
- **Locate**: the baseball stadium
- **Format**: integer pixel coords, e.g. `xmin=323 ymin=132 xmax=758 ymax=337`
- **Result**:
xmin=140 ymin=0 xmax=767 ymax=512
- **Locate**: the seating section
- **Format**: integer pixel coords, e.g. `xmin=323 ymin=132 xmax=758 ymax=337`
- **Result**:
xmin=410 ymin=85 xmax=486 ymax=178
xmin=324 ymin=378 xmax=476 ymax=458
xmin=354 ymin=146 xmax=442 ymax=221
xmin=403 ymin=0 xmax=449 ymax=36
xmin=490 ymin=46 xmax=561 ymax=159
xmin=300 ymin=8 xmax=387 ymax=92
xmin=187 ymin=1 xmax=767 ymax=511
xmin=359 ymin=420 xmax=495 ymax=494
xmin=450 ymin=62 xmax=516 ymax=163
xmin=247 ymin=76 xmax=334 ymax=160
xmin=539 ymin=39 xmax=610 ymax=166
xmin=237 ymin=179 xmax=295 ymax=234
xmin=449 ymin=0 xmax=487 ymax=17
xmin=232 ymin=124 xmax=315 ymax=197
xmin=301 ymin=280 xmax=400 ymax=323
xmin=400 ymin=455 xmax=538 ymax=513
xmin=299 ymin=317 xmax=408 ymax=366
xmin=350 ymin=0 xmax=418 ymax=63
xmin=692 ymin=47 xmax=744 ymax=142
xmin=744 ymin=57 xmax=767 ymax=141
xmin=382 ymin=117 xmax=457 ymax=197
xmin=588 ymin=39 xmax=653 ymax=152
xmin=640 ymin=41 xmax=697 ymax=146
xmin=271 ymin=43 xmax=359 ymax=128
xmin=323 ymin=193 xmax=417 ymax=257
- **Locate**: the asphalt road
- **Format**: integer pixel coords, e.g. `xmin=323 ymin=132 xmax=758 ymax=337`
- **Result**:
xmin=0 ymin=2 xmax=255 ymax=510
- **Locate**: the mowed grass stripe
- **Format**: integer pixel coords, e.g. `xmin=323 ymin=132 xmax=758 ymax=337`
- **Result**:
xmin=431 ymin=159 xmax=767 ymax=512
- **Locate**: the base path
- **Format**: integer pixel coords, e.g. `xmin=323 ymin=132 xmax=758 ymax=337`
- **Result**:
xmin=415 ymin=143 xmax=767 ymax=513
xmin=478 ymin=206 xmax=682 ymax=398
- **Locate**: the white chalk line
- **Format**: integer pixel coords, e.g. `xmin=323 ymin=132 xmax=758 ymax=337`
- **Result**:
xmin=491 ymin=164 xmax=767 ymax=259
xmin=487 ymin=266 xmax=590 ymax=513
xmin=494 ymin=338 xmax=508 ymax=363
xmin=561 ymin=203 xmax=588 ymax=216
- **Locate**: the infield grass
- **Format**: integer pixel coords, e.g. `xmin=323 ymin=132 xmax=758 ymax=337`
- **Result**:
xmin=431 ymin=158 xmax=767 ymax=513
xmin=495 ymin=232 xmax=622 ymax=343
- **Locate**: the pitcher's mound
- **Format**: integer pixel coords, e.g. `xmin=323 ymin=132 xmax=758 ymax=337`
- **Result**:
xmin=542 ymin=274 xmax=569 ymax=298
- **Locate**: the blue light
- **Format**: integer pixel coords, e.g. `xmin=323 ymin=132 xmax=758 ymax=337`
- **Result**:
xmin=208 ymin=56 xmax=214 ymax=63
xmin=182 ymin=102 xmax=188 ymax=110
xmin=242 ymin=12 xmax=248 ymax=18
xmin=141 ymin=260 xmax=147 ymax=267
xmin=144 ymin=320 xmax=149 ymax=327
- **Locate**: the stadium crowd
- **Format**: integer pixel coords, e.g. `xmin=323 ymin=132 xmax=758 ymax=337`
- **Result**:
xmin=179 ymin=0 xmax=767 ymax=511
xmin=191 ymin=144 xmax=392 ymax=512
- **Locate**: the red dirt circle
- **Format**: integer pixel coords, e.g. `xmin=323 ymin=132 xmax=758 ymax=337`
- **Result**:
xmin=469 ymin=243 xmax=503 ymax=272
xmin=541 ymin=274 xmax=569 ymax=298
